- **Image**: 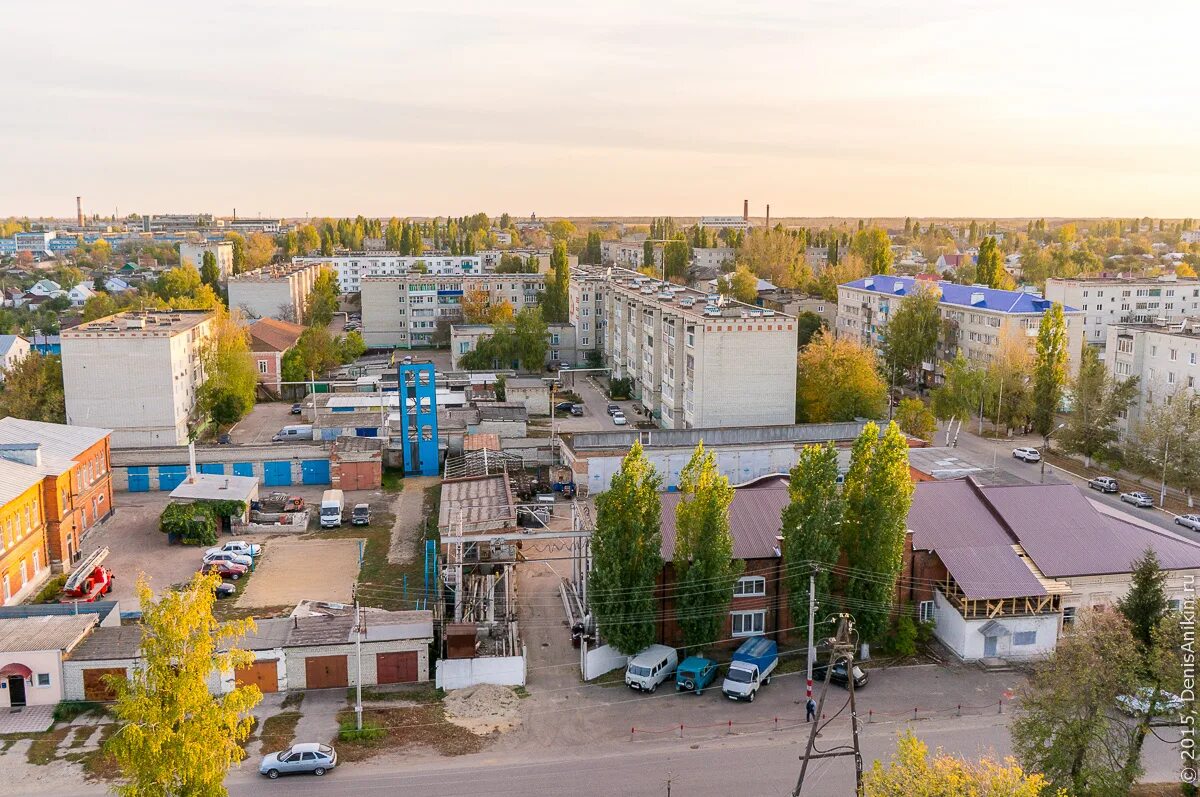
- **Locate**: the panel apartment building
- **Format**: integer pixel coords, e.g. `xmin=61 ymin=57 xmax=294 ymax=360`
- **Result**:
xmin=1105 ymin=317 xmax=1200 ymax=436
xmin=227 ymin=261 xmax=322 ymax=321
xmin=179 ymin=240 xmax=235 ymax=281
xmin=836 ymin=276 xmax=1085 ymax=380
xmin=1044 ymin=276 xmax=1200 ymax=348
xmin=360 ymin=273 xmax=545 ymax=349
xmin=570 ymin=265 xmax=797 ymax=429
xmin=296 ymin=253 xmax=485 ymax=293
xmin=61 ymin=311 xmax=216 ymax=448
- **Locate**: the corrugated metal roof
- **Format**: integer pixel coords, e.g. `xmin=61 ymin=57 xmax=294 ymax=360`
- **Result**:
xmin=660 ymin=485 xmax=788 ymax=561
xmin=0 ymin=459 xmax=46 ymax=504
xmin=934 ymin=546 xmax=1047 ymax=599
xmin=0 ymin=417 xmax=111 ymax=461
xmin=843 ymin=276 xmax=1079 ymax=314
xmin=66 ymin=625 xmax=142 ymax=661
xmin=438 ymin=475 xmax=516 ymax=533
xmin=0 ymin=614 xmax=97 ymax=653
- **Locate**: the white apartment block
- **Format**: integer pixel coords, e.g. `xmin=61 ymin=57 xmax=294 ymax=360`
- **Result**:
xmin=360 ymin=273 xmax=546 ymax=349
xmin=295 ymin=253 xmax=484 ymax=293
xmin=61 ymin=311 xmax=215 ymax=448
xmin=692 ymin=247 xmax=735 ymax=274
xmin=698 ymin=216 xmax=752 ymax=232
xmin=1044 ymin=277 xmax=1200 ymax=347
xmin=570 ymin=265 xmax=797 ymax=429
xmin=1105 ymin=319 xmax=1200 ymax=435
xmin=837 ymin=276 xmax=1085 ymax=381
xmin=179 ymin=241 xmax=234 ymax=280
xmin=1181 ymin=231 xmax=1200 ymax=244
xmin=600 ymin=240 xmax=653 ymax=269
xmin=228 ymin=261 xmax=323 ymax=321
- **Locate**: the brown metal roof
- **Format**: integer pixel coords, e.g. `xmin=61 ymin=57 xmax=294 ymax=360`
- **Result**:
xmin=248 ymin=318 xmax=306 ymax=352
xmin=659 ymin=484 xmax=789 ymax=561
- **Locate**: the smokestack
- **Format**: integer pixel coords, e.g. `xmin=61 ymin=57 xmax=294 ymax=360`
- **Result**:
xmin=76 ymin=196 xmax=83 ymax=227
xmin=766 ymin=204 xmax=770 ymax=229
xmin=743 ymin=199 xmax=749 ymax=222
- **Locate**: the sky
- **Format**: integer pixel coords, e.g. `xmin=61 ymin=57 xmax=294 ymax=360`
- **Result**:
xmin=4 ymin=0 xmax=1199 ymax=219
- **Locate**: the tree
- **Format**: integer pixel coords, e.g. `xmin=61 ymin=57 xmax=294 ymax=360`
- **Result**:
xmin=1118 ymin=548 xmax=1168 ymax=653
xmin=1128 ymin=390 xmax=1200 ymax=500
xmin=512 ymin=307 xmax=549 ymax=371
xmin=281 ymin=326 xmax=341 ymax=383
xmin=975 ymin=236 xmax=1011 ymax=289
xmin=850 ymin=227 xmax=894 ymax=275
xmin=82 ymin=292 xmax=120 ymax=321
xmin=866 ymin=730 xmax=1061 ymax=797
xmin=1061 ymin=345 xmax=1139 ymax=467
xmin=882 ymin=282 xmax=941 ymax=387
xmin=107 ymin=573 xmax=261 ymax=797
xmin=304 ymin=268 xmax=339 ymax=326
xmin=583 ymin=230 xmax=602 ymax=264
xmin=715 ymin=265 xmax=758 ymax=304
xmin=541 ymin=241 xmax=570 ymax=323
xmin=460 ymin=288 xmax=494 ymax=324
xmin=200 ymin=250 xmax=221 ymax=293
xmin=1012 ymin=611 xmax=1142 ymax=797
xmin=737 ymin=228 xmax=810 ymax=288
xmin=547 ymin=219 xmax=576 ymax=243
xmin=244 ymin=232 xmax=276 ymax=271
xmin=930 ymin=353 xmax=985 ymax=425
xmin=195 ymin=312 xmax=257 ymax=425
xmin=589 ymin=442 xmax=663 ymax=655
xmin=985 ymin=333 xmax=1035 ymax=433
xmin=338 ymin=330 xmax=367 ymax=363
xmin=662 ymin=238 xmax=691 ymax=281
xmin=642 ymin=239 xmax=656 ymax=272
xmin=156 ymin=263 xmax=204 ymax=302
xmin=795 ymin=311 xmax=825 ymax=349
xmin=795 ymin=331 xmax=887 ymax=423
xmin=840 ymin=421 xmax=914 ymax=642
xmin=1031 ymin=303 xmax=1069 ymax=439
xmin=0 ymin=352 xmax=65 ymax=423
xmin=781 ymin=444 xmax=843 ymax=643
xmin=297 ymin=224 xmax=320 ymax=255
xmin=672 ymin=442 xmax=740 ymax=650
xmin=224 ymin=232 xmax=245 ymax=274
xmin=894 ymin=398 xmax=936 ymax=442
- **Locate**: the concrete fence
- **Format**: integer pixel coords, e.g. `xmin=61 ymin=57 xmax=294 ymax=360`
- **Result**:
xmin=435 ymin=651 xmax=527 ymax=690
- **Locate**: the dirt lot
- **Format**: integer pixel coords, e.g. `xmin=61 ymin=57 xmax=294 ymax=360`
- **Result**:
xmin=228 ymin=401 xmax=303 ymax=445
xmin=236 ymin=538 xmax=361 ymax=608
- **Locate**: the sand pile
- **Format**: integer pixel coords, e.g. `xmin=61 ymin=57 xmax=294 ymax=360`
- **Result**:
xmin=443 ymin=684 xmax=523 ymax=735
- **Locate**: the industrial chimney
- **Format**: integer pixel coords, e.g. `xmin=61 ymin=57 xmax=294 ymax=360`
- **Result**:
xmin=766 ymin=204 xmax=770 ymax=229
xmin=743 ymin=199 xmax=749 ymax=221
xmin=76 ymin=196 xmax=83 ymax=227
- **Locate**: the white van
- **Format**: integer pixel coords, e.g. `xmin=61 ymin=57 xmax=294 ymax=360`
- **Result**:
xmin=320 ymin=489 xmax=344 ymax=528
xmin=624 ymin=644 xmax=678 ymax=693
xmin=272 ymin=425 xmax=314 ymax=442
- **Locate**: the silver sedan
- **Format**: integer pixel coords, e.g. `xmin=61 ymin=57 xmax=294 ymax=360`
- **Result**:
xmin=1176 ymin=514 xmax=1200 ymax=531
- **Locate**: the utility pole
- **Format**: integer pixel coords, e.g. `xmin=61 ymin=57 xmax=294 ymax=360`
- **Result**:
xmin=353 ymin=586 xmax=363 ymax=730
xmin=806 ymin=568 xmax=817 ymax=700
xmin=794 ymin=614 xmax=864 ymax=797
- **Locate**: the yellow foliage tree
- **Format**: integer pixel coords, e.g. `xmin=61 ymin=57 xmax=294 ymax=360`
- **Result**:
xmin=107 ymin=573 xmax=262 ymax=797
xmin=865 ymin=730 xmax=1064 ymax=797
xmin=795 ymin=331 xmax=887 ymax=423
xmin=1176 ymin=262 xmax=1197 ymax=278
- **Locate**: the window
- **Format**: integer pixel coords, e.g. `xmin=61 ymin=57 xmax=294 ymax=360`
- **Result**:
xmin=1062 ymin=606 xmax=1077 ymax=629
xmin=1169 ymin=599 xmax=1183 ymax=612
xmin=1013 ymin=630 xmax=1037 ymax=646
xmin=731 ymin=610 xmax=765 ymax=637
xmin=733 ymin=576 xmax=766 ymax=597
xmin=918 ymin=600 xmax=934 ymax=623
xmin=36 ymin=673 xmax=50 ymax=687
xmin=257 ymin=360 xmax=268 ymax=374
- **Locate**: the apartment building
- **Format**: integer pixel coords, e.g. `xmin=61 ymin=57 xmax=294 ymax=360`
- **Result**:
xmin=837 ymin=276 xmax=1084 ymax=381
xmin=179 ymin=241 xmax=235 ymax=281
xmin=570 ymin=265 xmax=797 ymax=429
xmin=449 ymin=322 xmax=578 ymax=370
xmin=600 ymin=240 xmax=653 ymax=269
xmin=1182 ymin=231 xmax=1200 ymax=244
xmin=228 ymin=261 xmax=323 ymax=321
xmin=698 ymin=216 xmax=752 ymax=232
xmin=0 ymin=419 xmax=113 ymax=569
xmin=692 ymin=247 xmax=735 ymax=275
xmin=61 ymin=311 xmax=216 ymax=448
xmin=0 ymin=460 xmax=51 ymax=605
xmin=360 ymin=273 xmax=546 ymax=349
xmin=1105 ymin=318 xmax=1200 ymax=435
xmin=1044 ymin=277 xmax=1200 ymax=347
xmin=295 ymin=253 xmax=484 ymax=293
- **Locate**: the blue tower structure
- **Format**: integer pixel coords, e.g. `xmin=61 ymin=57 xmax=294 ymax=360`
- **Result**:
xmin=398 ymin=361 xmax=440 ymax=476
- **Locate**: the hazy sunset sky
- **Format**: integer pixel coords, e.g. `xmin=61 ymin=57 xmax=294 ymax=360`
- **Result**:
xmin=5 ymin=0 xmax=1198 ymax=219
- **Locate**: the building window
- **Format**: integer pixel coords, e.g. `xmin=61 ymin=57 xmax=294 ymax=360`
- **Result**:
xmin=1062 ymin=606 xmax=1077 ymax=629
xmin=36 ymin=673 xmax=50 ymax=687
xmin=733 ymin=576 xmax=766 ymax=597
xmin=918 ymin=600 xmax=934 ymax=623
xmin=257 ymin=360 xmax=268 ymax=374
xmin=731 ymin=610 xmax=765 ymax=637
xmin=1013 ymin=630 xmax=1037 ymax=646
xmin=1169 ymin=599 xmax=1183 ymax=612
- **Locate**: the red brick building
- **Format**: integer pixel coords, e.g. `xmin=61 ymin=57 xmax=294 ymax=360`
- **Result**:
xmin=248 ymin=318 xmax=306 ymax=392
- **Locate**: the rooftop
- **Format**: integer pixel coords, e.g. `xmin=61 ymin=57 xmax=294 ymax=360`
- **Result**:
xmin=1112 ymin=318 xmax=1200 ymax=338
xmin=63 ymin=310 xmax=214 ymax=336
xmin=168 ymin=473 xmax=259 ymax=502
xmin=248 ymin=318 xmax=307 ymax=352
xmin=842 ymin=275 xmax=1079 ymax=314
xmin=660 ymin=482 xmax=789 ymax=561
xmin=229 ymin=261 xmax=319 ymax=281
xmin=438 ymin=474 xmax=517 ymax=533
xmin=0 ymin=458 xmax=48 ymax=504
xmin=580 ymin=264 xmax=794 ymax=321
xmin=0 ymin=614 xmax=97 ymax=653
xmin=0 ymin=417 xmax=111 ymax=461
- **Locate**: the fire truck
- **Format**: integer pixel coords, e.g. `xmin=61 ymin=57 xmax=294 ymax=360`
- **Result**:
xmin=61 ymin=547 xmax=114 ymax=602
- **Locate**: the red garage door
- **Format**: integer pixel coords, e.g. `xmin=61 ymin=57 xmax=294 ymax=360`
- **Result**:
xmin=376 ymin=651 xmax=418 ymax=684
xmin=305 ymin=655 xmax=349 ymax=689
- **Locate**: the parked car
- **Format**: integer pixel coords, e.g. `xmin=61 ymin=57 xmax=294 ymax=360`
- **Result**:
xmin=1088 ymin=476 xmax=1119 ymax=493
xmin=207 ymin=541 xmax=261 ymax=559
xmin=606 ymin=404 xmax=620 ymax=416
xmin=625 ymin=644 xmax=678 ymax=693
xmin=217 ymin=433 xmax=232 ymax=445
xmin=214 ymin=582 xmax=236 ymax=599
xmin=202 ymin=550 xmax=254 ymax=568
xmin=612 ymin=412 xmax=628 ymax=426
xmin=721 ymin=637 xmax=779 ymax=702
xmin=554 ymin=401 xmax=574 ymax=413
xmin=351 ymin=503 xmax=371 ymax=525
xmin=260 ymin=743 xmax=338 ymax=778
xmin=1117 ymin=687 xmax=1184 ymax=716
xmin=290 ymin=403 xmax=303 ymax=415
xmin=569 ymin=404 xmax=584 ymax=416
xmin=675 ymin=656 xmax=719 ymax=695
xmin=812 ymin=660 xmax=870 ymax=689
xmin=1176 ymin=514 xmax=1200 ymax=531
xmin=1012 ymin=447 xmax=1041 ymax=463
xmin=1121 ymin=491 xmax=1154 ymax=508
xmin=200 ymin=561 xmax=248 ymax=580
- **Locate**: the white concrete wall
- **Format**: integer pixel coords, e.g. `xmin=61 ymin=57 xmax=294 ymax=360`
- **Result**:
xmin=62 ymin=658 xmax=136 ymax=701
xmin=582 ymin=644 xmax=627 ymax=681
xmin=435 ymin=654 xmax=526 ymax=690
xmin=931 ymin=589 xmax=1059 ymax=661
xmin=583 ymin=442 xmax=798 ymax=494
xmin=0 ymin=649 xmax=64 ymax=707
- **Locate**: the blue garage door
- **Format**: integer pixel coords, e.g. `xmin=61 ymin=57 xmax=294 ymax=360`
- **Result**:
xmin=263 ymin=461 xmax=292 ymax=486
xmin=158 ymin=465 xmax=187 ymax=491
xmin=232 ymin=463 xmax=254 ymax=478
xmin=127 ymin=466 xmax=150 ymax=492
xmin=301 ymin=459 xmax=331 ymax=485
xmin=199 ymin=463 xmax=225 ymax=475
xmin=355 ymin=427 xmax=379 ymax=437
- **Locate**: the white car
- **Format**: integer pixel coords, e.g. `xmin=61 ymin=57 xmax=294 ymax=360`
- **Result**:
xmin=202 ymin=550 xmax=253 ymax=568
xmin=612 ymin=412 xmax=628 ymax=426
xmin=1117 ymin=687 xmax=1184 ymax=716
xmin=207 ymin=541 xmax=261 ymax=559
xmin=1176 ymin=515 xmax=1200 ymax=531
xmin=1121 ymin=491 xmax=1154 ymax=508
xmin=1012 ymin=447 xmax=1041 ymax=463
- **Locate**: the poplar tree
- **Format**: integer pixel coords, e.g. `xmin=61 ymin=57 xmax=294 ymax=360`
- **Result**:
xmin=1061 ymin=345 xmax=1138 ymax=467
xmin=589 ymin=442 xmax=663 ymax=654
xmin=781 ymin=443 xmax=843 ymax=642
xmin=673 ymin=442 xmax=740 ymax=650
xmin=1031 ymin=302 xmax=1069 ymax=440
xmin=541 ymin=241 xmax=570 ymax=322
xmin=841 ymin=421 xmax=915 ymax=642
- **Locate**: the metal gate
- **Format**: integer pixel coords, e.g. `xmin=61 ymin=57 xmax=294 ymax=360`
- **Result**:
xmin=375 ymin=651 xmax=418 ymax=684
xmin=263 ymin=461 xmax=292 ymax=487
xmin=301 ymin=459 xmax=330 ymax=485
xmin=304 ymin=655 xmax=348 ymax=689
xmin=158 ymin=465 xmax=187 ymax=491
xmin=199 ymin=463 xmax=225 ymax=475
xmin=126 ymin=467 xmax=150 ymax=492
xmin=235 ymin=660 xmax=279 ymax=693
xmin=232 ymin=463 xmax=254 ymax=478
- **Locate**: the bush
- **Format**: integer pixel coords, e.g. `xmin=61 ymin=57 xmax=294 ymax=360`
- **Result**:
xmin=609 ymin=376 xmax=633 ymax=400
xmin=338 ymin=718 xmax=385 ymax=742
xmin=33 ymin=574 xmax=67 ymax=604
xmin=53 ymin=700 xmax=102 ymax=722
xmin=585 ymin=349 xmax=603 ymax=368
xmin=892 ymin=615 xmax=918 ymax=657
xmin=916 ymin=618 xmax=936 ymax=645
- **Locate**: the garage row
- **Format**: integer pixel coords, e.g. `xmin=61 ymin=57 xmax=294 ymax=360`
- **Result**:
xmin=62 ymin=605 xmax=434 ymax=701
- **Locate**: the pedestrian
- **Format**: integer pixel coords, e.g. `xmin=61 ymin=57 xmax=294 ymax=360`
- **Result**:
xmin=806 ymin=697 xmax=817 ymax=722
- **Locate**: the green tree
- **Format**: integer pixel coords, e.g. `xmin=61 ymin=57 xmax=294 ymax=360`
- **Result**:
xmin=224 ymin=232 xmax=245 ymax=274
xmin=547 ymin=219 xmax=576 ymax=242
xmin=304 ymin=268 xmax=339 ymax=326
xmin=795 ymin=331 xmax=887 ymax=423
xmin=281 ymin=326 xmax=341 ymax=383
xmin=297 ymin=224 xmax=320 ymax=255
xmin=1128 ymin=390 xmax=1200 ymax=500
xmin=589 ymin=442 xmax=663 ymax=655
xmin=850 ymin=227 xmax=894 ymax=275
xmin=894 ymin=398 xmax=936 ymax=442
xmin=1031 ymin=303 xmax=1069 ymax=439
xmin=512 ymin=307 xmax=549 ymax=371
xmin=662 ymin=238 xmax=691 ymax=281
xmin=338 ymin=330 xmax=367 ymax=363
xmin=200 ymin=250 xmax=221 ymax=292
xmin=795 ymin=311 xmax=825 ymax=349
xmin=672 ymin=442 xmax=740 ymax=650
xmin=930 ymin=353 xmax=985 ymax=425
xmin=840 ymin=421 xmax=914 ymax=642
xmin=642 ymin=239 xmax=656 ymax=272
xmin=195 ymin=312 xmax=257 ymax=425
xmin=1061 ymin=345 xmax=1139 ymax=467
xmin=737 ymin=228 xmax=810 ymax=288
xmin=716 ymin=265 xmax=758 ymax=304
xmin=541 ymin=241 xmax=570 ymax=322
xmin=1118 ymin=548 xmax=1168 ymax=653
xmin=975 ymin=236 xmax=1009 ymax=288
xmin=0 ymin=351 xmax=65 ymax=423
xmin=781 ymin=444 xmax=843 ymax=644
xmin=882 ymin=282 xmax=941 ymax=387
xmin=108 ymin=573 xmax=261 ymax=797
xmin=82 ymin=292 xmax=120 ymax=322
xmin=584 ymin=230 xmax=602 ymax=264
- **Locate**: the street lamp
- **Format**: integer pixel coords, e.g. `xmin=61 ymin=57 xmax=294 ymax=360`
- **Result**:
xmin=1040 ymin=422 xmax=1066 ymax=484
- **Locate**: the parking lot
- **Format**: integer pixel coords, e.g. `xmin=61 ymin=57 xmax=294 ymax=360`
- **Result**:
xmin=229 ymin=401 xmax=305 ymax=445
xmin=548 ymin=372 xmax=647 ymax=434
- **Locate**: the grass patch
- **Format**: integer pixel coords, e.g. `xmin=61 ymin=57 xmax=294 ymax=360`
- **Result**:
xmin=381 ymin=467 xmax=405 ymax=492
xmin=280 ymin=691 xmax=305 ymax=710
xmin=75 ymin=725 xmax=119 ymax=782
xmin=259 ymin=711 xmax=302 ymax=753
xmin=69 ymin=726 xmax=94 ymax=749
xmin=347 ymin=683 xmax=440 ymax=703
xmin=512 ymin=686 xmax=531 ymax=699
xmin=590 ymin=668 xmax=628 ymax=688
xmin=338 ymin=717 xmax=385 ymax=742
xmin=33 ymin=574 xmax=67 ymax=603
xmin=53 ymin=700 xmax=103 ymax=723
xmin=333 ymin=706 xmax=484 ymax=761
xmin=27 ymin=726 xmax=70 ymax=765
